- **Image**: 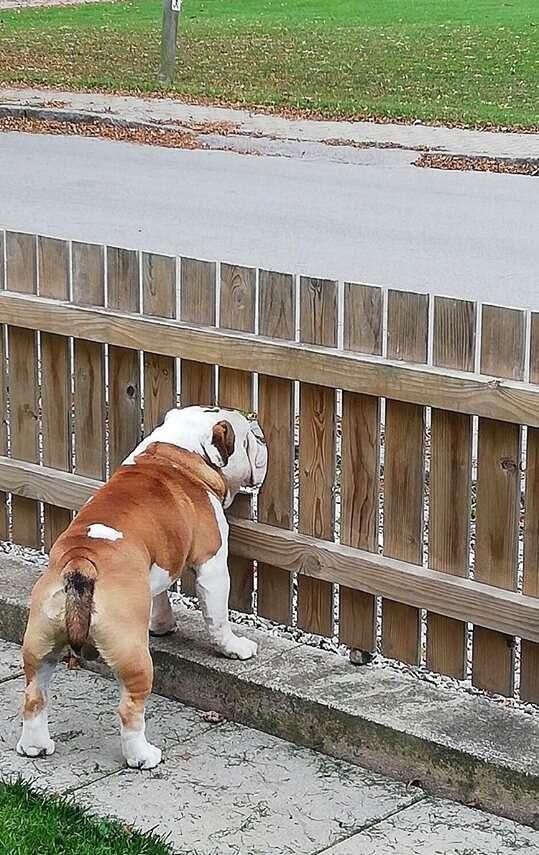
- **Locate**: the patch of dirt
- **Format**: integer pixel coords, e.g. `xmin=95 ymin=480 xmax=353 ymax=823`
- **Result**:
xmin=414 ymin=153 xmax=539 ymax=176
xmin=0 ymin=114 xmax=202 ymax=149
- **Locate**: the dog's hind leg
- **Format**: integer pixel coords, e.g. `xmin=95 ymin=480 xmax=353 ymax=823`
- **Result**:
xmin=17 ymin=636 xmax=59 ymax=757
xmin=17 ymin=577 xmax=64 ymax=757
xmin=115 ymin=644 xmax=160 ymax=769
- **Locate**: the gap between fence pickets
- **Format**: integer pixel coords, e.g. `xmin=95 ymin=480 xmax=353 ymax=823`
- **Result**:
xmin=0 ymin=456 xmax=538 ymax=645
xmin=0 ymin=290 xmax=538 ymax=428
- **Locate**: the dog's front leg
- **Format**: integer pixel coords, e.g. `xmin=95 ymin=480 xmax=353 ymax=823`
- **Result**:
xmin=149 ymin=590 xmax=176 ymax=636
xmin=196 ymin=496 xmax=257 ymax=660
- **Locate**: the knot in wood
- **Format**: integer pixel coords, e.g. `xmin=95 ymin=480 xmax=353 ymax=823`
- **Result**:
xmin=301 ymin=553 xmax=322 ymax=576
xmin=126 ymin=384 xmax=136 ymax=399
xmin=500 ymin=457 xmax=517 ymax=473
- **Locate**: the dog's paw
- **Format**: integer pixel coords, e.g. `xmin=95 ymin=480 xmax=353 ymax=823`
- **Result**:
xmin=16 ymin=736 xmax=55 ymax=757
xmin=125 ymin=742 xmax=162 ymax=770
xmin=221 ymin=634 xmax=258 ymax=660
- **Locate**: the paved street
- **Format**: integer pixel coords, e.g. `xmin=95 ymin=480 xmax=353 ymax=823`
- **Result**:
xmin=1 ymin=640 xmax=538 ymax=854
xmin=1 ymin=131 xmax=538 ymax=309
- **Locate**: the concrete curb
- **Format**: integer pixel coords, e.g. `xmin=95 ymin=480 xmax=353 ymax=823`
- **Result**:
xmin=0 ymin=554 xmax=537 ymax=829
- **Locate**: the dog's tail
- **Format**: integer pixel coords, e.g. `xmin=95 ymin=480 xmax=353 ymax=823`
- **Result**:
xmin=62 ymin=558 xmax=97 ymax=656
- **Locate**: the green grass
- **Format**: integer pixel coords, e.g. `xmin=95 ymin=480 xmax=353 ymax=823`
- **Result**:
xmin=0 ymin=779 xmax=172 ymax=855
xmin=0 ymin=0 xmax=538 ymax=127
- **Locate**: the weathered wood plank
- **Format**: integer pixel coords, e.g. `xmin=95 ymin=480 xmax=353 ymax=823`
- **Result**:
xmin=1 ymin=292 xmax=539 ymax=426
xmin=382 ymin=290 xmax=428 ymax=664
xmin=107 ymin=247 xmax=141 ymax=471
xmin=142 ymin=252 xmax=177 ymax=434
xmin=427 ymin=297 xmax=475 ymax=679
xmin=5 ymin=232 xmax=39 ymax=547
xmin=521 ymin=313 xmax=539 ymax=703
xmin=257 ymin=270 xmax=295 ymax=625
xmin=38 ymin=236 xmax=72 ymax=549
xmin=298 ymin=277 xmax=336 ymax=636
xmin=0 ymin=231 xmax=6 ymax=540
xmin=219 ymin=264 xmax=256 ymax=613
xmin=72 ymin=243 xmax=106 ymax=480
xmin=339 ymin=283 xmax=381 ymax=651
xmin=472 ymin=305 xmax=525 ymax=696
xmin=180 ymin=258 xmax=216 ymax=407
xmin=2 ymin=454 xmax=539 ymax=645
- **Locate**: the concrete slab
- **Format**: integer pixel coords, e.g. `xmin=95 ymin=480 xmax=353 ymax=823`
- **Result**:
xmin=324 ymin=798 xmax=539 ymax=854
xmin=76 ymin=721 xmax=421 ymax=855
xmin=0 ymin=554 xmax=537 ymax=827
xmin=0 ymin=666 xmax=214 ymax=792
xmin=0 ymin=638 xmax=23 ymax=681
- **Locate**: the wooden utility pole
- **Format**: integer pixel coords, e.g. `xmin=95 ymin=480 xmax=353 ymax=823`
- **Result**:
xmin=160 ymin=0 xmax=181 ymax=86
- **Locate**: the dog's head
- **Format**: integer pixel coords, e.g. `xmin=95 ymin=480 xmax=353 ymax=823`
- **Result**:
xmin=161 ymin=406 xmax=268 ymax=507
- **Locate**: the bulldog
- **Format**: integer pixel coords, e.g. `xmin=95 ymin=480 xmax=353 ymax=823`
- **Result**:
xmin=17 ymin=406 xmax=267 ymax=770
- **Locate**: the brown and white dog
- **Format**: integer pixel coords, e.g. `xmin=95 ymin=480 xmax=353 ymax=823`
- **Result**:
xmin=17 ymin=406 xmax=267 ymax=769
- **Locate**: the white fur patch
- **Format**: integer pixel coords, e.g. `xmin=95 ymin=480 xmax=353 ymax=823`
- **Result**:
xmin=87 ymin=524 xmax=123 ymax=541
xmin=149 ymin=563 xmax=172 ymax=596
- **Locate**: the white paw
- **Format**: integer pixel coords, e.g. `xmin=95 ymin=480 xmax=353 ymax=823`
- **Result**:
xmin=16 ymin=736 xmax=55 ymax=757
xmin=221 ymin=634 xmax=258 ymax=660
xmin=149 ymin=619 xmax=176 ymax=637
xmin=124 ymin=742 xmax=162 ymax=770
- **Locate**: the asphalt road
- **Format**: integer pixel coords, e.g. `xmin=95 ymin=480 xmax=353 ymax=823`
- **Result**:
xmin=1 ymin=132 xmax=537 ymax=309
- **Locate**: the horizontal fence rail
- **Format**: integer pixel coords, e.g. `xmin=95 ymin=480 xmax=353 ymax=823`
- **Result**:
xmin=1 ymin=230 xmax=538 ymax=704
xmin=0 ymin=456 xmax=537 ymax=644
xmin=0 ymin=291 xmax=539 ymax=427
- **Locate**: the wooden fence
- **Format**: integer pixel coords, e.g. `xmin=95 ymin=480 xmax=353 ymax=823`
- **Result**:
xmin=0 ymin=230 xmax=538 ymax=703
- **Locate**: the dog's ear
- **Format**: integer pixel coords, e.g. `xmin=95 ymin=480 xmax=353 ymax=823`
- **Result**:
xmin=203 ymin=420 xmax=235 ymax=467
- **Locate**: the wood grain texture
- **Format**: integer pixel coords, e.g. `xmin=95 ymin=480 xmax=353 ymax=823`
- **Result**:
xmin=2 ymin=454 xmax=539 ymax=645
xmin=142 ymin=253 xmax=177 ymax=434
xmin=339 ymin=283 xmax=381 ymax=650
xmin=1 ymin=293 xmax=539 ymax=427
xmin=521 ymin=313 xmax=539 ymax=702
xmin=0 ymin=231 xmax=6 ymax=539
xmin=180 ymin=258 xmax=216 ymax=407
xmin=427 ymin=297 xmax=475 ymax=679
xmin=38 ymin=237 xmax=72 ymax=549
xmin=6 ymin=232 xmax=39 ymax=547
xmin=257 ymin=270 xmax=295 ymax=624
xmin=107 ymin=247 xmax=141 ymax=471
xmin=298 ymin=277 xmax=336 ymax=636
xmin=219 ymin=264 xmax=256 ymax=613
xmin=472 ymin=305 xmax=524 ymax=696
xmin=382 ymin=290 xmax=428 ymax=664
xmin=72 ymin=244 xmax=106 ymax=480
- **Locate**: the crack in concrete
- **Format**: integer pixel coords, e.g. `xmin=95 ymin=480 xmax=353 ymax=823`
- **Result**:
xmin=310 ymin=792 xmax=428 ymax=855
xmin=0 ymin=671 xmax=24 ymax=685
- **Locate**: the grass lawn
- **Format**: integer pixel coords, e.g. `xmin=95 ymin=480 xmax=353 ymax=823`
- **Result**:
xmin=0 ymin=0 xmax=538 ymax=128
xmin=0 ymin=779 xmax=172 ymax=854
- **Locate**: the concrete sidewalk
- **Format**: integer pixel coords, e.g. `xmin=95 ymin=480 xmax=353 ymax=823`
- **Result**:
xmin=1 ymin=86 xmax=538 ymax=162
xmin=1 ymin=640 xmax=538 ymax=854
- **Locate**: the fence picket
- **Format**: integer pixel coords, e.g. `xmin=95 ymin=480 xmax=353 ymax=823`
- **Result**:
xmin=219 ymin=264 xmax=256 ymax=613
xmin=521 ymin=313 xmax=539 ymax=703
xmin=427 ymin=297 xmax=475 ymax=678
xmin=472 ymin=305 xmax=525 ymax=696
xmin=39 ymin=236 xmax=72 ymax=550
xmin=180 ymin=258 xmax=216 ymax=406
xmin=257 ymin=270 xmax=295 ymax=624
xmin=142 ymin=253 xmax=177 ymax=434
xmin=0 ymin=231 xmax=6 ymax=540
xmin=6 ymin=232 xmax=39 ymax=547
xmin=107 ymin=247 xmax=141 ymax=471
xmin=382 ymin=290 xmax=428 ymax=663
xmin=297 ymin=277 xmax=337 ymax=636
xmin=339 ymin=283 xmax=381 ymax=651
xmin=72 ymin=243 xmax=106 ymax=481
